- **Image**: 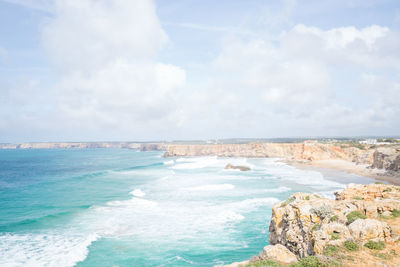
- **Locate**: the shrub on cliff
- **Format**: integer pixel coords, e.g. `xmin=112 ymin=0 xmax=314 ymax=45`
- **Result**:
xmin=392 ymin=209 xmax=400 ymax=218
xmin=346 ymin=211 xmax=366 ymax=225
xmin=364 ymin=240 xmax=385 ymax=250
xmin=310 ymin=205 xmax=332 ymax=220
xmin=329 ymin=215 xmax=338 ymax=222
xmin=290 ymin=256 xmax=327 ymax=267
xmin=344 ymin=241 xmax=359 ymax=251
xmin=324 ymin=245 xmax=339 ymax=256
xmin=246 ymin=259 xmax=283 ymax=267
xmin=330 ymin=233 xmax=340 ymax=240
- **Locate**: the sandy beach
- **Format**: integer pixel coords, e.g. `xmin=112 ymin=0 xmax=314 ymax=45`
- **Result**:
xmin=288 ymin=159 xmax=400 ymax=186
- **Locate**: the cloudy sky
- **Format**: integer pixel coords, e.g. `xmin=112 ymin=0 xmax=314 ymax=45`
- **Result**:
xmin=0 ymin=0 xmax=399 ymax=142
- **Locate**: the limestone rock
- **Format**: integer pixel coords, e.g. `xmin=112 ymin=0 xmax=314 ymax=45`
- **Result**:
xmin=224 ymin=164 xmax=251 ymax=171
xmin=348 ymin=219 xmax=392 ymax=244
xmin=252 ymin=244 xmax=298 ymax=264
xmin=312 ymin=223 xmax=351 ymax=254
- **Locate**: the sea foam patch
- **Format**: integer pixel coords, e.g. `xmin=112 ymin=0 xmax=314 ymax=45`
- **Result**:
xmin=0 ymin=232 xmax=98 ymax=267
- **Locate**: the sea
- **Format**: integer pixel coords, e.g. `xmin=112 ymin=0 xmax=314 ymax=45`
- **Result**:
xmin=0 ymin=149 xmax=376 ymax=267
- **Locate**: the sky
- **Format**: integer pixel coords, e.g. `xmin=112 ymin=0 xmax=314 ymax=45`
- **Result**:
xmin=0 ymin=0 xmax=399 ymax=142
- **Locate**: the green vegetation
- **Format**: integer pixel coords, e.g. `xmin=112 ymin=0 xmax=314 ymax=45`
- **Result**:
xmin=311 ymin=223 xmax=321 ymax=232
xmin=310 ymin=205 xmax=333 ymax=220
xmin=383 ymin=187 xmax=392 ymax=193
xmin=306 ymin=196 xmax=310 ymax=201
xmin=364 ymin=241 xmax=385 ymax=250
xmin=396 ymin=187 xmax=400 ymax=192
xmin=329 ymin=215 xmax=338 ymax=222
xmin=330 ymin=233 xmax=340 ymax=240
xmin=353 ymin=196 xmax=363 ymax=200
xmin=344 ymin=240 xmax=359 ymax=251
xmin=392 ymin=209 xmax=400 ymax=218
xmin=246 ymin=260 xmax=283 ymax=267
xmin=375 ymin=182 xmax=384 ymax=184
xmin=281 ymin=196 xmax=296 ymax=207
xmin=371 ymin=252 xmax=391 ymax=260
xmin=290 ymin=256 xmax=327 ymax=267
xmin=324 ymin=246 xmax=339 ymax=256
xmin=346 ymin=211 xmax=366 ymax=225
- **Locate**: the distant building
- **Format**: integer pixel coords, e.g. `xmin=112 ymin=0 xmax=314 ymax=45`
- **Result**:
xmin=359 ymin=139 xmax=377 ymax=145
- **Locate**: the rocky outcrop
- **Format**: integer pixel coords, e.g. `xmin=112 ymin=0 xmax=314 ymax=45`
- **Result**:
xmin=164 ymin=142 xmax=400 ymax=175
xmin=224 ymin=164 xmax=251 ymax=171
xmin=164 ymin=142 xmax=369 ymax=161
xmin=219 ymin=183 xmax=400 ymax=267
xmin=269 ymin=184 xmax=400 ymax=258
xmin=372 ymin=147 xmax=400 ymax=172
xmin=252 ymin=244 xmax=298 ymax=264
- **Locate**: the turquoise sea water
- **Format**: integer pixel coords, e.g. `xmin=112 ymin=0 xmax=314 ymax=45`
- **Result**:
xmin=0 ymin=149 xmax=376 ymax=267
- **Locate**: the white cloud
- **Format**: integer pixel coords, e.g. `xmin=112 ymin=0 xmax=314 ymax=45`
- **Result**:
xmin=39 ymin=0 xmax=186 ymax=136
xmin=180 ymin=24 xmax=400 ymax=137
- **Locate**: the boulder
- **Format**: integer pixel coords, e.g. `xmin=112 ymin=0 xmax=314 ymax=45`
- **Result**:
xmin=348 ymin=219 xmax=392 ymax=244
xmin=252 ymin=244 xmax=298 ymax=264
xmin=224 ymin=164 xmax=251 ymax=171
xmin=312 ymin=223 xmax=351 ymax=254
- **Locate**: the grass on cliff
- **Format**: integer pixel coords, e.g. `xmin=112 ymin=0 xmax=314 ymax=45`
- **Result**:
xmin=364 ymin=240 xmax=385 ymax=250
xmin=290 ymin=256 xmax=327 ymax=267
xmin=329 ymin=215 xmax=338 ymax=222
xmin=392 ymin=209 xmax=400 ymax=218
xmin=330 ymin=233 xmax=340 ymax=240
xmin=346 ymin=211 xmax=366 ymax=225
xmin=281 ymin=196 xmax=296 ymax=207
xmin=246 ymin=256 xmax=328 ymax=267
xmin=324 ymin=246 xmax=339 ymax=256
xmin=383 ymin=187 xmax=392 ymax=193
xmin=246 ymin=260 xmax=283 ymax=267
xmin=344 ymin=240 xmax=359 ymax=251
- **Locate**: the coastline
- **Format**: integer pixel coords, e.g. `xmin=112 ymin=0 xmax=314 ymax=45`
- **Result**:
xmin=286 ymin=159 xmax=400 ymax=186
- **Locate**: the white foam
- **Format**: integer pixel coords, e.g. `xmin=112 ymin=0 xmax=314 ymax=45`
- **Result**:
xmin=260 ymin=158 xmax=343 ymax=189
xmin=263 ymin=186 xmax=291 ymax=193
xmin=186 ymin=184 xmax=235 ymax=192
xmin=172 ymin=156 xmax=219 ymax=169
xmin=0 ymin=232 xmax=98 ymax=267
xmin=130 ymin=189 xmax=146 ymax=197
xmin=163 ymin=160 xmax=174 ymax=165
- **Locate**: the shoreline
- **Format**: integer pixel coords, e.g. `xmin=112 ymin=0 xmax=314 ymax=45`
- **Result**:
xmin=286 ymin=159 xmax=400 ymax=186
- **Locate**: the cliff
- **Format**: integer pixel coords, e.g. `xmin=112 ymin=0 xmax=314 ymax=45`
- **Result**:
xmin=164 ymin=142 xmax=400 ymax=183
xmin=220 ymin=183 xmax=400 ymax=267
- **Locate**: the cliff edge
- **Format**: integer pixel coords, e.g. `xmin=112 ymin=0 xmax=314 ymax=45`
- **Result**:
xmin=219 ymin=183 xmax=400 ymax=267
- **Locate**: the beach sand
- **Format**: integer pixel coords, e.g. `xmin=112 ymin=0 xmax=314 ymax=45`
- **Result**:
xmin=287 ymin=159 xmax=400 ymax=185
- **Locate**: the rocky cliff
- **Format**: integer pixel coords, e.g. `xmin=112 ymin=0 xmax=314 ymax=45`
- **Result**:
xmin=164 ymin=142 xmax=400 ymax=179
xmin=164 ymin=142 xmax=375 ymax=161
xmin=220 ymin=183 xmax=400 ymax=267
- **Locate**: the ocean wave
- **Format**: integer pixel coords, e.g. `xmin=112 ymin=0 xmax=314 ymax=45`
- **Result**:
xmin=163 ymin=160 xmax=174 ymax=165
xmin=130 ymin=189 xmax=146 ymax=197
xmin=172 ymin=156 xmax=219 ymax=169
xmin=263 ymin=186 xmax=291 ymax=193
xmin=185 ymin=184 xmax=235 ymax=192
xmin=0 ymin=232 xmax=98 ymax=267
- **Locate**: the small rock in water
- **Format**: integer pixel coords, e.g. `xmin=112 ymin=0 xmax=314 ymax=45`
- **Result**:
xmin=224 ymin=164 xmax=250 ymax=171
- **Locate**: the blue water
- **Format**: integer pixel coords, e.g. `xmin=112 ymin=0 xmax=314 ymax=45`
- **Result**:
xmin=0 ymin=149 xmax=375 ymax=266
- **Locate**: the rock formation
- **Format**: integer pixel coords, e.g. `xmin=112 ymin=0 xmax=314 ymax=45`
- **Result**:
xmin=224 ymin=164 xmax=251 ymax=171
xmin=220 ymin=183 xmax=400 ymax=266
